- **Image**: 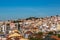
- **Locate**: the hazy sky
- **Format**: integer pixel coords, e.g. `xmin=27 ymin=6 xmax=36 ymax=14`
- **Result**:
xmin=0 ymin=0 xmax=60 ymax=20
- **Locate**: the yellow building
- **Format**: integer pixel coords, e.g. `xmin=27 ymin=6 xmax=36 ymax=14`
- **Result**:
xmin=57 ymin=24 xmax=60 ymax=31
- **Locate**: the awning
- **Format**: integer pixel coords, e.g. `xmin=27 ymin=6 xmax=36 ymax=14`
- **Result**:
xmin=9 ymin=33 xmax=22 ymax=38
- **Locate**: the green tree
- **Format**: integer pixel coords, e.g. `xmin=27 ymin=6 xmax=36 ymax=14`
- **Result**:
xmin=29 ymin=32 xmax=43 ymax=40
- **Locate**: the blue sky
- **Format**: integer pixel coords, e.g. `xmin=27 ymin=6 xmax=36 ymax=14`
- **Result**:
xmin=0 ymin=0 xmax=60 ymax=20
